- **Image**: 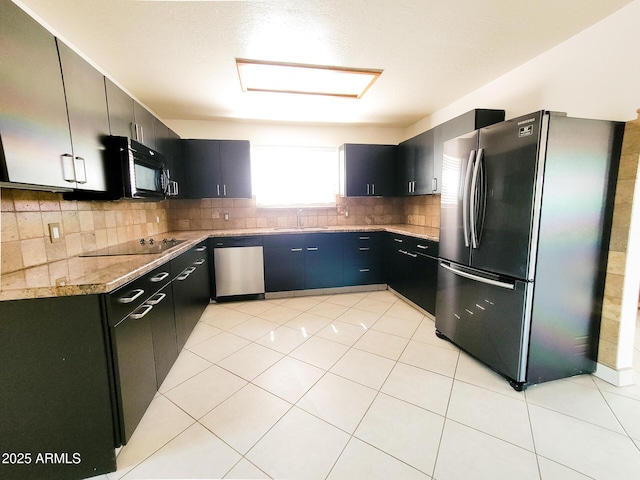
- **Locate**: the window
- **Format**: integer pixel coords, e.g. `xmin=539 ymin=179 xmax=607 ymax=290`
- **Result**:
xmin=251 ymin=145 xmax=338 ymax=207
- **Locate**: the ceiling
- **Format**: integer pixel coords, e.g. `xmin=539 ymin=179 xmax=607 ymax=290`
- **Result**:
xmin=16 ymin=0 xmax=631 ymax=127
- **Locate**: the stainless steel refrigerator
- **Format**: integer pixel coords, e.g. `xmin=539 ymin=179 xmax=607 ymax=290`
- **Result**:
xmin=435 ymin=111 xmax=623 ymax=391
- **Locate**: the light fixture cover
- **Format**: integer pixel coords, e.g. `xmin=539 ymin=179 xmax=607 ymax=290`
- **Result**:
xmin=236 ymin=58 xmax=382 ymax=98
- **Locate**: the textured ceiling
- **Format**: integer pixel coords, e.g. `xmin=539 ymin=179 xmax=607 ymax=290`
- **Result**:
xmin=15 ymin=0 xmax=631 ymax=127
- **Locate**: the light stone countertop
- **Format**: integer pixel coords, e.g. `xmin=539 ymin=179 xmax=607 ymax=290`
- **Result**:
xmin=0 ymin=224 xmax=438 ymax=302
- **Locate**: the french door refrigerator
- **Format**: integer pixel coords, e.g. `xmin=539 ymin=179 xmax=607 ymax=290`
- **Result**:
xmin=435 ymin=111 xmax=623 ymax=391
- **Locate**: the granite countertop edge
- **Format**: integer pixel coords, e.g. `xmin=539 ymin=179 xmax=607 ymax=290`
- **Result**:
xmin=0 ymin=224 xmax=438 ymax=302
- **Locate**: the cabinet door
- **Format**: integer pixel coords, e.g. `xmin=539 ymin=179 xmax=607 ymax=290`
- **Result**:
xmin=370 ymin=144 xmax=395 ymax=196
xmin=0 ymin=0 xmax=73 ymax=189
xmin=343 ymin=144 xmax=370 ymax=196
xmin=264 ymin=246 xmax=305 ymax=291
xmin=133 ymin=101 xmax=156 ymax=150
xmin=105 ymin=78 xmax=135 ymax=138
xmin=183 ymin=139 xmax=222 ymax=198
xmin=304 ymin=233 xmax=343 ymax=289
xmin=57 ymin=41 xmax=110 ymax=192
xmin=148 ymin=283 xmax=177 ymax=389
xmin=412 ymin=129 xmax=434 ymax=194
xmin=395 ymin=140 xmax=414 ymax=196
xmin=154 ymin=119 xmax=171 ymax=156
xmin=112 ymin=305 xmax=158 ymax=444
xmin=167 ymin=129 xmax=186 ymax=198
xmin=220 ymin=140 xmax=252 ymax=198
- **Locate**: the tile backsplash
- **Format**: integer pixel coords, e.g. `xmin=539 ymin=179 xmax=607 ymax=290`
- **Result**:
xmin=1 ymin=187 xmax=440 ymax=275
xmin=1 ymin=188 xmax=170 ymax=274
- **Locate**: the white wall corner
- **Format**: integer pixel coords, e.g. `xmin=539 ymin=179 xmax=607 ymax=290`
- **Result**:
xmin=594 ymin=362 xmax=636 ymax=387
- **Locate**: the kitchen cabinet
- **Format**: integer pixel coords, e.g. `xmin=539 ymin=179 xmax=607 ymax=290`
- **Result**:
xmin=171 ymin=241 xmax=211 ymax=351
xmin=395 ymin=129 xmax=434 ymax=195
xmin=339 ymin=144 xmax=395 ymax=197
xmin=148 ymin=282 xmax=177 ymax=389
xmin=263 ymin=233 xmax=343 ymax=291
xmin=432 ymin=108 xmax=505 ymax=194
xmin=56 ymin=41 xmax=110 ymax=192
xmin=0 ymin=0 xmax=81 ymax=190
xmin=105 ymin=78 xmax=135 ymax=138
xmin=183 ymin=139 xmax=252 ymax=199
xmin=0 ymin=295 xmax=116 ymax=480
xmin=385 ymin=233 xmax=438 ymax=315
xmin=133 ymin=101 xmax=157 ymax=151
xmin=342 ymin=232 xmax=384 ymax=285
xmin=167 ymin=128 xmax=186 ymax=198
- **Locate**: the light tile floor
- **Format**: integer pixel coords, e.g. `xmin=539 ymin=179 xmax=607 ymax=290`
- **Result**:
xmin=92 ymin=291 xmax=640 ymax=480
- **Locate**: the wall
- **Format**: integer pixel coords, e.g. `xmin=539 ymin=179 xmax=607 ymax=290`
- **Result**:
xmin=405 ymin=0 xmax=640 ymax=139
xmin=0 ymin=188 xmax=169 ymax=275
xmin=598 ymin=113 xmax=640 ymax=383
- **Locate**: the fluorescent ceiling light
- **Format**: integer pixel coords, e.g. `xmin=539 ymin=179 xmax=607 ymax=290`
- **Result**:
xmin=236 ymin=59 xmax=382 ymax=99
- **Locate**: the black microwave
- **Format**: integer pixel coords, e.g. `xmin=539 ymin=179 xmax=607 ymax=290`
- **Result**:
xmin=105 ymin=136 xmax=177 ymax=200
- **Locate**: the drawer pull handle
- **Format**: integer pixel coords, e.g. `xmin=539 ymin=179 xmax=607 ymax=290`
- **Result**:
xmin=151 ymin=272 xmax=170 ymax=283
xmin=359 ymin=236 xmax=370 ymax=240
xmin=394 ymin=238 xmax=403 ymax=243
xmin=359 ymin=247 xmax=370 ymax=251
xmin=291 ymin=248 xmax=303 ymax=252
xmin=119 ymin=289 xmax=145 ymax=304
xmin=307 ymin=247 xmax=319 ymax=251
xmin=177 ymin=267 xmax=196 ymax=281
xmin=417 ymin=244 xmax=428 ymax=249
xmin=194 ymin=258 xmax=206 ymax=265
xmin=359 ymin=268 xmax=370 ymax=272
xmin=146 ymin=293 xmax=166 ymax=305
xmin=195 ymin=246 xmax=207 ymax=252
xmin=130 ymin=304 xmax=153 ymax=320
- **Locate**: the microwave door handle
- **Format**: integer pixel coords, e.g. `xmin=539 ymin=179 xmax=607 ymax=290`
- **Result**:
xmin=462 ymin=150 xmax=475 ymax=247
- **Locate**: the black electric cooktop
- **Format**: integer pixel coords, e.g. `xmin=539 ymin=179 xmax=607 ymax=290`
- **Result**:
xmin=80 ymin=238 xmax=186 ymax=257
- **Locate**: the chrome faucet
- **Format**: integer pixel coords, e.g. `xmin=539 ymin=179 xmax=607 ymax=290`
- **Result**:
xmin=297 ymin=209 xmax=303 ymax=228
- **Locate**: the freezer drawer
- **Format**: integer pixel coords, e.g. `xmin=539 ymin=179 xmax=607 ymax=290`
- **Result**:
xmin=435 ymin=260 xmax=532 ymax=383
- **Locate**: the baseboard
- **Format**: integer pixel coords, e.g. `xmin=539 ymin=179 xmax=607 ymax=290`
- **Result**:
xmin=594 ymin=363 xmax=636 ymax=387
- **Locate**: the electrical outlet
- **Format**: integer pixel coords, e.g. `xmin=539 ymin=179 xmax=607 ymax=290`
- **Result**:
xmin=224 ymin=213 xmax=229 ymax=221
xmin=344 ymin=210 xmax=349 ymax=217
xmin=48 ymin=223 xmax=62 ymax=243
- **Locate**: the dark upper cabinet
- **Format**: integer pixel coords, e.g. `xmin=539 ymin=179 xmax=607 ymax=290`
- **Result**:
xmin=432 ymin=108 xmax=505 ymax=194
xmin=395 ymin=129 xmax=434 ymax=196
xmin=105 ymin=78 xmax=135 ymax=139
xmin=0 ymin=0 xmax=74 ymax=190
xmin=57 ymin=41 xmax=110 ymax=192
xmin=339 ymin=143 xmax=395 ymax=197
xmin=183 ymin=139 xmax=252 ymax=199
xmin=133 ymin=102 xmax=157 ymax=151
xmin=167 ymin=129 xmax=186 ymax=198
xmin=154 ymin=120 xmax=171 ymax=156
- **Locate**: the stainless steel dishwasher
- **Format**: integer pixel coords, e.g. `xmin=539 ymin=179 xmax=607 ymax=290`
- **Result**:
xmin=212 ymin=236 xmax=265 ymax=301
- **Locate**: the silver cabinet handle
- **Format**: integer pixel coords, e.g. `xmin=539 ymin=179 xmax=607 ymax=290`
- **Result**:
xmin=119 ymin=288 xmax=145 ymax=304
xmin=359 ymin=236 xmax=369 ymax=240
xmin=74 ymin=156 xmax=87 ymax=183
xmin=223 ymin=184 xmax=227 ymax=196
xmin=407 ymin=251 xmax=418 ymax=258
xmin=195 ymin=246 xmax=207 ymax=252
xmin=359 ymin=268 xmax=370 ymax=272
xmin=372 ymin=184 xmax=375 ymax=195
xmin=432 ymin=177 xmax=437 ymax=192
xmin=216 ymin=184 xmax=220 ymax=196
xmin=399 ymin=249 xmax=408 ymax=255
xmin=130 ymin=304 xmax=153 ymax=320
xmin=291 ymin=248 xmax=303 ymax=252
xmin=151 ymin=272 xmax=170 ymax=283
xmin=177 ymin=266 xmax=196 ymax=281
xmin=366 ymin=184 xmax=370 ymax=195
xmin=61 ymin=153 xmax=76 ymax=182
xmin=146 ymin=293 xmax=166 ymax=305
xmin=408 ymin=181 xmax=412 ymax=193
xmin=307 ymin=247 xmax=318 ymax=251
xmin=359 ymin=247 xmax=369 ymax=251
xmin=194 ymin=258 xmax=206 ymax=265
xmin=416 ymin=244 xmax=428 ymax=250
xmin=394 ymin=238 xmax=403 ymax=243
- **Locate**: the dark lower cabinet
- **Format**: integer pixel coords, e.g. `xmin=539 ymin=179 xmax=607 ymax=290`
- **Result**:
xmin=171 ymin=242 xmax=211 ymax=351
xmin=148 ymin=283 xmax=178 ymax=388
xmin=342 ymin=232 xmax=384 ymax=286
xmin=0 ymin=296 xmax=116 ymax=480
xmin=304 ymin=234 xmax=343 ymax=289
xmin=263 ymin=234 xmax=306 ymax=292
xmin=385 ymin=233 xmax=438 ymax=315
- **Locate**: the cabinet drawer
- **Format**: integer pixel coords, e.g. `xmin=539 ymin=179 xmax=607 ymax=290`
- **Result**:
xmin=343 ymin=265 xmax=383 ymax=286
xmin=171 ymin=241 xmax=208 ymax=277
xmin=406 ymin=237 xmax=439 ymax=257
xmin=263 ymin=233 xmax=305 ymax=249
xmin=108 ymin=262 xmax=172 ymax=326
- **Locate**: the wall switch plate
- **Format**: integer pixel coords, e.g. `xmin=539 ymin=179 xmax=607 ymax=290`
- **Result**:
xmin=224 ymin=213 xmax=229 ymax=221
xmin=48 ymin=223 xmax=62 ymax=243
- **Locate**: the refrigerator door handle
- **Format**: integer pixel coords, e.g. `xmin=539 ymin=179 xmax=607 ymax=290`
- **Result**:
xmin=441 ymin=262 xmax=515 ymax=290
xmin=470 ymin=148 xmax=484 ymax=249
xmin=462 ymin=150 xmax=476 ymax=247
